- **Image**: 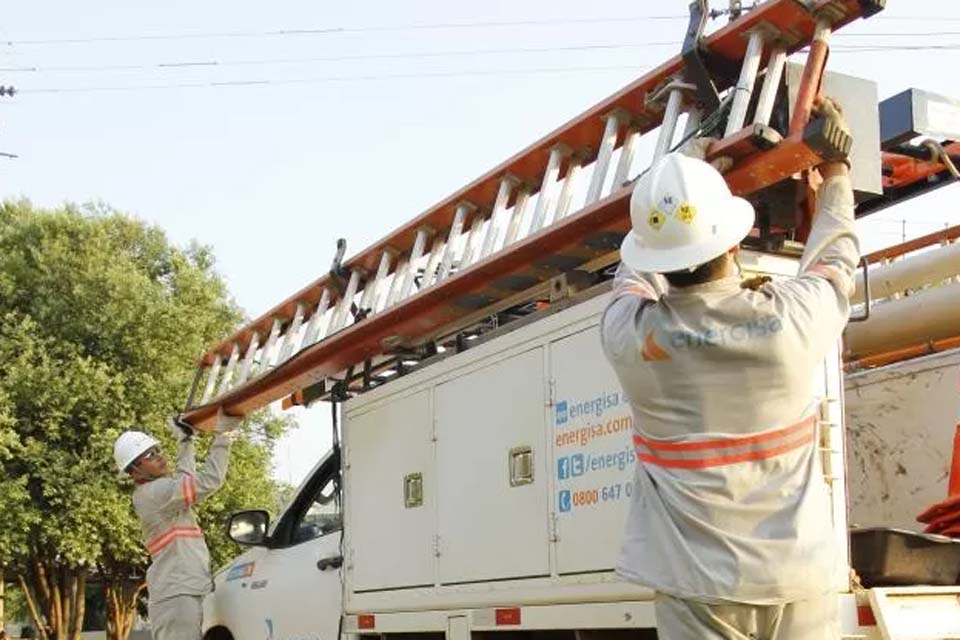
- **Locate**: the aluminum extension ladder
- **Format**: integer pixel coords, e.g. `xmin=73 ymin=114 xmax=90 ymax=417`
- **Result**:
xmin=183 ymin=0 xmax=881 ymax=430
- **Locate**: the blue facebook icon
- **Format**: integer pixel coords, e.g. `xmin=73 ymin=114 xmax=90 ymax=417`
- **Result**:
xmin=558 ymin=490 xmax=572 ymax=513
xmin=555 ymin=401 xmax=568 ymax=425
xmin=557 ymin=457 xmax=570 ymax=480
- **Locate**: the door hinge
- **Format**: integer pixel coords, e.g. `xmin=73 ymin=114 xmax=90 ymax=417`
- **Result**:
xmin=432 ymin=534 xmax=442 ymax=557
xmin=549 ymin=512 xmax=560 ymax=542
xmin=547 ymin=379 xmax=556 ymax=407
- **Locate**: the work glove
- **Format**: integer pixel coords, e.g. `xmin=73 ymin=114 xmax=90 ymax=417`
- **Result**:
xmin=214 ymin=410 xmax=242 ymax=434
xmin=811 ymin=96 xmax=852 ymax=168
xmin=679 ymin=137 xmax=734 ymax=174
xmin=168 ymin=415 xmax=195 ymax=442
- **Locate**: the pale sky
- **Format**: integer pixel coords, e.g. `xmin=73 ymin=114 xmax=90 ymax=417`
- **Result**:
xmin=4 ymin=0 xmax=959 ymax=486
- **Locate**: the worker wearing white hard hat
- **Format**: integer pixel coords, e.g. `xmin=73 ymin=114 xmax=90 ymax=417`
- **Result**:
xmin=601 ymin=98 xmax=857 ymax=638
xmin=115 ymin=411 xmax=241 ymax=640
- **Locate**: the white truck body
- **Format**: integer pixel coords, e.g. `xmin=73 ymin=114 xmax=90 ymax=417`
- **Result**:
xmin=202 ymin=251 xmax=873 ymax=640
xmin=845 ymin=348 xmax=960 ymax=531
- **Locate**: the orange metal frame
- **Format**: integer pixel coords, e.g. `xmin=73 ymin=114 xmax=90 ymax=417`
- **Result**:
xmin=881 ymin=142 xmax=960 ymax=194
xmin=862 ymin=223 xmax=960 ymax=265
xmin=841 ymin=223 xmax=960 ymax=373
xmin=183 ymin=0 xmax=879 ymax=429
xmin=845 ymin=335 xmax=960 ymax=372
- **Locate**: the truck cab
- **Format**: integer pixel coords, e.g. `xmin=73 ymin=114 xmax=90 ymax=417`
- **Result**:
xmin=203 ymin=450 xmax=343 ymax=640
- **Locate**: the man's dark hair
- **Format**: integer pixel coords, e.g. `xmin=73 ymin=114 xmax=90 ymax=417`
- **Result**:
xmin=663 ymin=252 xmax=730 ymax=288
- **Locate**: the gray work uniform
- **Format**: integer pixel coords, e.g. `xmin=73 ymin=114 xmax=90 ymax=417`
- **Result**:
xmin=600 ymin=175 xmax=858 ymax=638
xmin=133 ymin=434 xmax=231 ymax=640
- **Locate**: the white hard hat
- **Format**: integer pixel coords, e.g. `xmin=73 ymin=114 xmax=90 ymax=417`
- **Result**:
xmin=620 ymin=153 xmax=755 ymax=273
xmin=114 ymin=430 xmax=159 ymax=474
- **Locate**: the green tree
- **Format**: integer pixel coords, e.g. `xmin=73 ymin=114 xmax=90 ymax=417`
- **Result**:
xmin=0 ymin=201 xmax=293 ymax=640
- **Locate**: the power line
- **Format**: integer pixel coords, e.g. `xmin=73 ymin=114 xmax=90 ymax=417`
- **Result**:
xmin=18 ymin=64 xmax=646 ymax=95
xmin=6 ymin=37 xmax=959 ymax=76
xmin=875 ymin=16 xmax=960 ymax=22
xmin=832 ymin=31 xmax=960 ymax=37
xmin=0 ymin=42 xmax=678 ymax=74
xmin=831 ymin=44 xmax=960 ymax=52
xmin=13 ymin=40 xmax=960 ymax=96
xmin=5 ymin=18 xmax=960 ymax=49
xmin=2 ymin=16 xmax=689 ymax=46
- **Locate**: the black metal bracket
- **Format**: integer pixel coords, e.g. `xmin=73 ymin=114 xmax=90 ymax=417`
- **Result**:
xmin=682 ymin=0 xmax=721 ymax=112
xmin=184 ymin=365 xmax=205 ymax=410
xmin=858 ymin=0 xmax=886 ymax=18
xmin=329 ymin=238 xmax=365 ymax=321
xmin=848 ymin=257 xmax=871 ymax=323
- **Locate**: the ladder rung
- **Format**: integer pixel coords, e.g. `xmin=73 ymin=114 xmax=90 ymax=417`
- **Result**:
xmin=459 ymin=216 xmax=486 ymax=269
xmin=528 ymin=144 xmax=570 ymax=233
xmin=753 ymin=46 xmax=787 ymax=126
xmin=359 ymin=251 xmax=392 ymax=314
xmin=256 ymin=318 xmax=283 ymax=375
xmin=555 ymin=155 xmax=584 ymax=221
xmin=612 ymin=126 xmax=640 ymax=188
xmin=653 ymin=85 xmax=685 ymax=162
xmin=421 ymin=236 xmax=446 ymax=289
xmin=502 ymin=186 xmax=531 ymax=249
xmin=236 ymin=332 xmax=261 ymax=385
xmin=400 ymin=228 xmax=433 ymax=300
xmin=200 ymin=356 xmax=222 ymax=404
xmin=301 ymin=289 xmax=332 ymax=346
xmin=277 ymin=303 xmax=307 ymax=363
xmin=216 ymin=343 xmax=240 ymax=395
xmin=585 ymin=109 xmax=628 ymax=204
xmin=437 ymin=202 xmax=475 ymax=282
xmin=384 ymin=258 xmax=409 ymax=309
xmin=331 ymin=270 xmax=362 ymax=332
xmin=726 ymin=30 xmax=766 ymax=136
xmin=480 ymin=176 xmax=519 ymax=260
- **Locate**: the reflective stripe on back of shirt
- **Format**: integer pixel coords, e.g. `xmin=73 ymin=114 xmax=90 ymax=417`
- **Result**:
xmin=633 ymin=415 xmax=817 ymax=469
xmin=147 ymin=525 xmax=204 ymax=557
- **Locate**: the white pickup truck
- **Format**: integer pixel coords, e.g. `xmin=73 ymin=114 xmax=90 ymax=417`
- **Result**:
xmin=201 ymin=250 xmax=885 ymax=640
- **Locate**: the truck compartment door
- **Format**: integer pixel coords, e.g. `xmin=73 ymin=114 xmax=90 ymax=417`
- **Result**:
xmin=435 ymin=347 xmax=550 ymax=583
xmin=550 ymin=325 xmax=635 ymax=574
xmin=347 ymin=389 xmax=437 ymax=590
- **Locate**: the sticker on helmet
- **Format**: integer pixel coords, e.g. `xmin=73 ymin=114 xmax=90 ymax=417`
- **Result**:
xmin=659 ymin=194 xmax=678 ymax=214
xmin=677 ymin=202 xmax=697 ymax=224
xmin=648 ymin=209 xmax=666 ymax=230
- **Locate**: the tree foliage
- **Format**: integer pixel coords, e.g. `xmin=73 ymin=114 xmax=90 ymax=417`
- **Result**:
xmin=0 ymin=201 xmax=292 ymax=639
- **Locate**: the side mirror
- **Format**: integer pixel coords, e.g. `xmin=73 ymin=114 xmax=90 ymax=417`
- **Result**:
xmin=228 ymin=510 xmax=270 ymax=546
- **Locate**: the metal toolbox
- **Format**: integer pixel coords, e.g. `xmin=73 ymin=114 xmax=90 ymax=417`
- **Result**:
xmin=851 ymin=527 xmax=960 ymax=587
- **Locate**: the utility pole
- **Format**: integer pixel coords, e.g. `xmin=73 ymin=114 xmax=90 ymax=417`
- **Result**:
xmin=1 ymin=85 xmax=17 ymax=159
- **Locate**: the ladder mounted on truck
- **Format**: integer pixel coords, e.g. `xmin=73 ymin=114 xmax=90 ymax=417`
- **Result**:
xmin=181 ymin=0 xmax=906 ymax=430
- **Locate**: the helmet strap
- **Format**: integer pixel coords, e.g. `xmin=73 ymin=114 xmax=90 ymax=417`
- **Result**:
xmin=129 ymin=463 xmax=162 ymax=484
xmin=733 ymin=252 xmax=744 ymax=278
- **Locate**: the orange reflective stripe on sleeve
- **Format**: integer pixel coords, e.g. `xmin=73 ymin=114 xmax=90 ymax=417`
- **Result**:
xmin=614 ymin=281 xmax=658 ymax=301
xmin=805 ymin=262 xmax=853 ymax=296
xmin=633 ymin=415 xmax=817 ymax=469
xmin=181 ymin=474 xmax=197 ymax=508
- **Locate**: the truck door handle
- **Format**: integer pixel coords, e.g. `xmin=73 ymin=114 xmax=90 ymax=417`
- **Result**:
xmin=317 ymin=555 xmax=343 ymax=571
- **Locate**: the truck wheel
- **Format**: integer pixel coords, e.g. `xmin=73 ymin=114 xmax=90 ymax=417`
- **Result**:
xmin=204 ymin=626 xmax=234 ymax=640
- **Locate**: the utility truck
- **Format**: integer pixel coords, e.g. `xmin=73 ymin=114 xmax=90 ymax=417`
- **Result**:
xmin=173 ymin=1 xmax=960 ymax=638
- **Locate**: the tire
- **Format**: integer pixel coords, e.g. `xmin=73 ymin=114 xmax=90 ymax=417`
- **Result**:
xmin=204 ymin=626 xmax=234 ymax=640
